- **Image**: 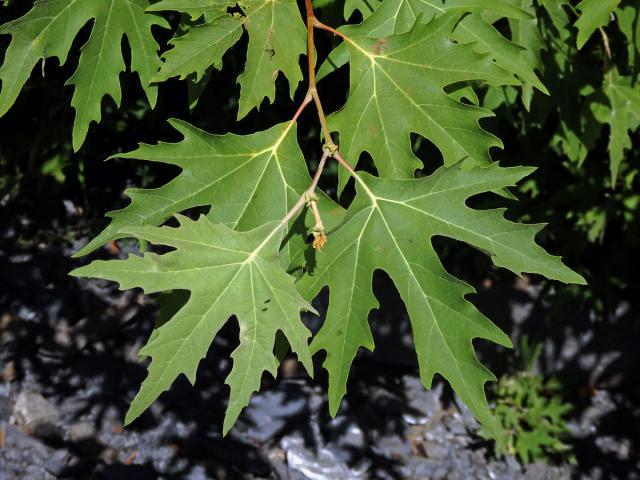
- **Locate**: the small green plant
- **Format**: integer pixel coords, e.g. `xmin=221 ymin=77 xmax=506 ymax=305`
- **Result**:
xmin=483 ymin=338 xmax=572 ymax=464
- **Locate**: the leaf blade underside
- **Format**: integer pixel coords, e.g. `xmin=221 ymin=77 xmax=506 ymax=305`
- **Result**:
xmin=329 ymin=12 xmax=519 ymax=190
xmin=317 ymin=0 xmax=545 ymax=95
xmin=74 ymin=120 xmax=344 ymax=267
xmin=72 ymin=215 xmax=315 ymax=434
xmin=297 ymin=164 xmax=585 ymax=436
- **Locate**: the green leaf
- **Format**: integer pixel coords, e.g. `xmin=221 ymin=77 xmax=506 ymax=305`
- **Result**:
xmin=538 ymin=0 xmax=572 ymax=32
xmin=146 ymin=0 xmax=228 ymax=20
xmin=74 ymin=120 xmax=343 ymax=265
xmin=504 ymin=0 xmax=546 ymax=109
xmin=150 ymin=0 xmax=306 ymax=118
xmin=0 ymin=0 xmax=169 ymax=151
xmin=617 ymin=4 xmax=640 ymax=71
xmin=488 ymin=372 xmax=572 ymax=463
xmin=153 ymin=14 xmax=244 ymax=82
xmin=593 ymin=71 xmax=640 ymax=182
xmin=453 ymin=12 xmax=547 ymax=94
xmin=329 ymin=12 xmax=518 ymax=190
xmin=317 ymin=0 xmax=545 ymax=96
xmin=574 ymin=0 xmax=620 ymax=49
xmin=187 ymin=68 xmax=214 ymax=111
xmin=297 ymin=164 xmax=585 ymax=435
xmin=236 ymin=0 xmax=306 ymax=119
xmin=72 ymin=215 xmax=314 ymax=433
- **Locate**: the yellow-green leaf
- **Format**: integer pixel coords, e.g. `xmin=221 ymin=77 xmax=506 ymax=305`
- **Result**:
xmin=72 ymin=215 xmax=315 ymax=433
xmin=330 ymin=12 xmax=518 ymax=190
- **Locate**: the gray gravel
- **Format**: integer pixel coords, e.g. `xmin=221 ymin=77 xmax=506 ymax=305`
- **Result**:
xmin=1 ymin=208 xmax=639 ymax=479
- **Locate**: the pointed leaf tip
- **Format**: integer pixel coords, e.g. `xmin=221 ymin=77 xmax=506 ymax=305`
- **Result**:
xmin=78 ymin=216 xmax=314 ymax=434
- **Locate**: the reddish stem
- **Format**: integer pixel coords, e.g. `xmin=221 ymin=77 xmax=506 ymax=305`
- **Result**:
xmin=313 ymin=18 xmax=349 ymax=43
xmin=291 ymin=92 xmax=313 ymax=123
xmin=305 ymin=0 xmax=314 ymax=19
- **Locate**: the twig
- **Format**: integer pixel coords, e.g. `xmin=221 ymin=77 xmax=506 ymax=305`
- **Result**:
xmin=263 ymin=0 xmax=378 ymax=255
xmin=249 ymin=151 xmax=329 ymax=259
xmin=598 ymin=27 xmax=611 ymax=71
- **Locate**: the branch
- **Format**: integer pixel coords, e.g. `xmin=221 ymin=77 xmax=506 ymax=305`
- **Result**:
xmin=313 ymin=18 xmax=349 ymax=43
xmin=313 ymin=17 xmax=368 ymax=57
xmin=304 ymin=4 xmax=377 ymax=205
xmin=332 ymin=151 xmax=377 ymax=203
xmin=271 ymin=0 xmax=378 ymax=245
xmin=598 ymin=27 xmax=611 ymax=71
xmin=263 ymin=1 xmax=338 ymax=254
xmin=303 ymin=0 xmax=335 ymax=147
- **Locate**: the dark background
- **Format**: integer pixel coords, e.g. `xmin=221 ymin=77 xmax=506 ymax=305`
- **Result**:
xmin=0 ymin=1 xmax=639 ymax=478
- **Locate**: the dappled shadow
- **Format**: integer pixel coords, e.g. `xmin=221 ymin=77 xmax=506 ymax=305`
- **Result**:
xmin=2 ymin=172 xmax=639 ymax=478
xmin=472 ymin=277 xmax=640 ymax=478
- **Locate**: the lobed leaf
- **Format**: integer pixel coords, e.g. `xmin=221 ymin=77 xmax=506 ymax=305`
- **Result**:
xmin=329 ymin=12 xmax=518 ymax=190
xmin=297 ymin=163 xmax=585 ymax=436
xmin=537 ymin=0 xmax=572 ymax=32
xmin=0 ymin=0 xmax=169 ymax=151
xmin=153 ymin=14 xmax=244 ymax=83
xmin=317 ymin=0 xmax=546 ymax=97
xmin=617 ymin=4 xmax=640 ymax=72
xmin=72 ymin=215 xmax=314 ymax=433
xmin=235 ymin=0 xmax=307 ymax=118
xmin=591 ymin=70 xmax=640 ymax=182
xmin=151 ymin=0 xmax=307 ymax=118
xmin=74 ymin=120 xmax=344 ymax=266
xmin=574 ymin=0 xmax=620 ymax=49
xmin=503 ymin=0 xmax=545 ymax=109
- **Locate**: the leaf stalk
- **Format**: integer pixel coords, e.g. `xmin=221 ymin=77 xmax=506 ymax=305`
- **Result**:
xmin=269 ymin=0 xmax=376 ymax=244
xmin=251 ymin=150 xmax=330 ymax=260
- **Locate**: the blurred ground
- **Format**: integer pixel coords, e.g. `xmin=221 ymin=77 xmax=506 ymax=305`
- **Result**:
xmin=0 ymin=177 xmax=639 ymax=480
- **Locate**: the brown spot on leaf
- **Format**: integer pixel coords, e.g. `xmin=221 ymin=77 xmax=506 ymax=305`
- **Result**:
xmin=372 ymin=38 xmax=389 ymax=55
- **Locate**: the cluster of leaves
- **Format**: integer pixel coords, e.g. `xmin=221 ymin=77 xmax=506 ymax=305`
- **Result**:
xmin=480 ymin=0 xmax=640 ymax=244
xmin=481 ymin=338 xmax=572 ymax=464
xmin=0 ymin=0 xmax=606 ymax=442
xmin=471 ymin=0 xmax=640 ymax=311
xmin=484 ymin=372 xmax=572 ymax=463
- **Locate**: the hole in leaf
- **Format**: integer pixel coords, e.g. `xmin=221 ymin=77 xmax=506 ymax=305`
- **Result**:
xmin=412 ymin=134 xmax=443 ymax=177
xmin=431 ymin=235 xmax=493 ymax=287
